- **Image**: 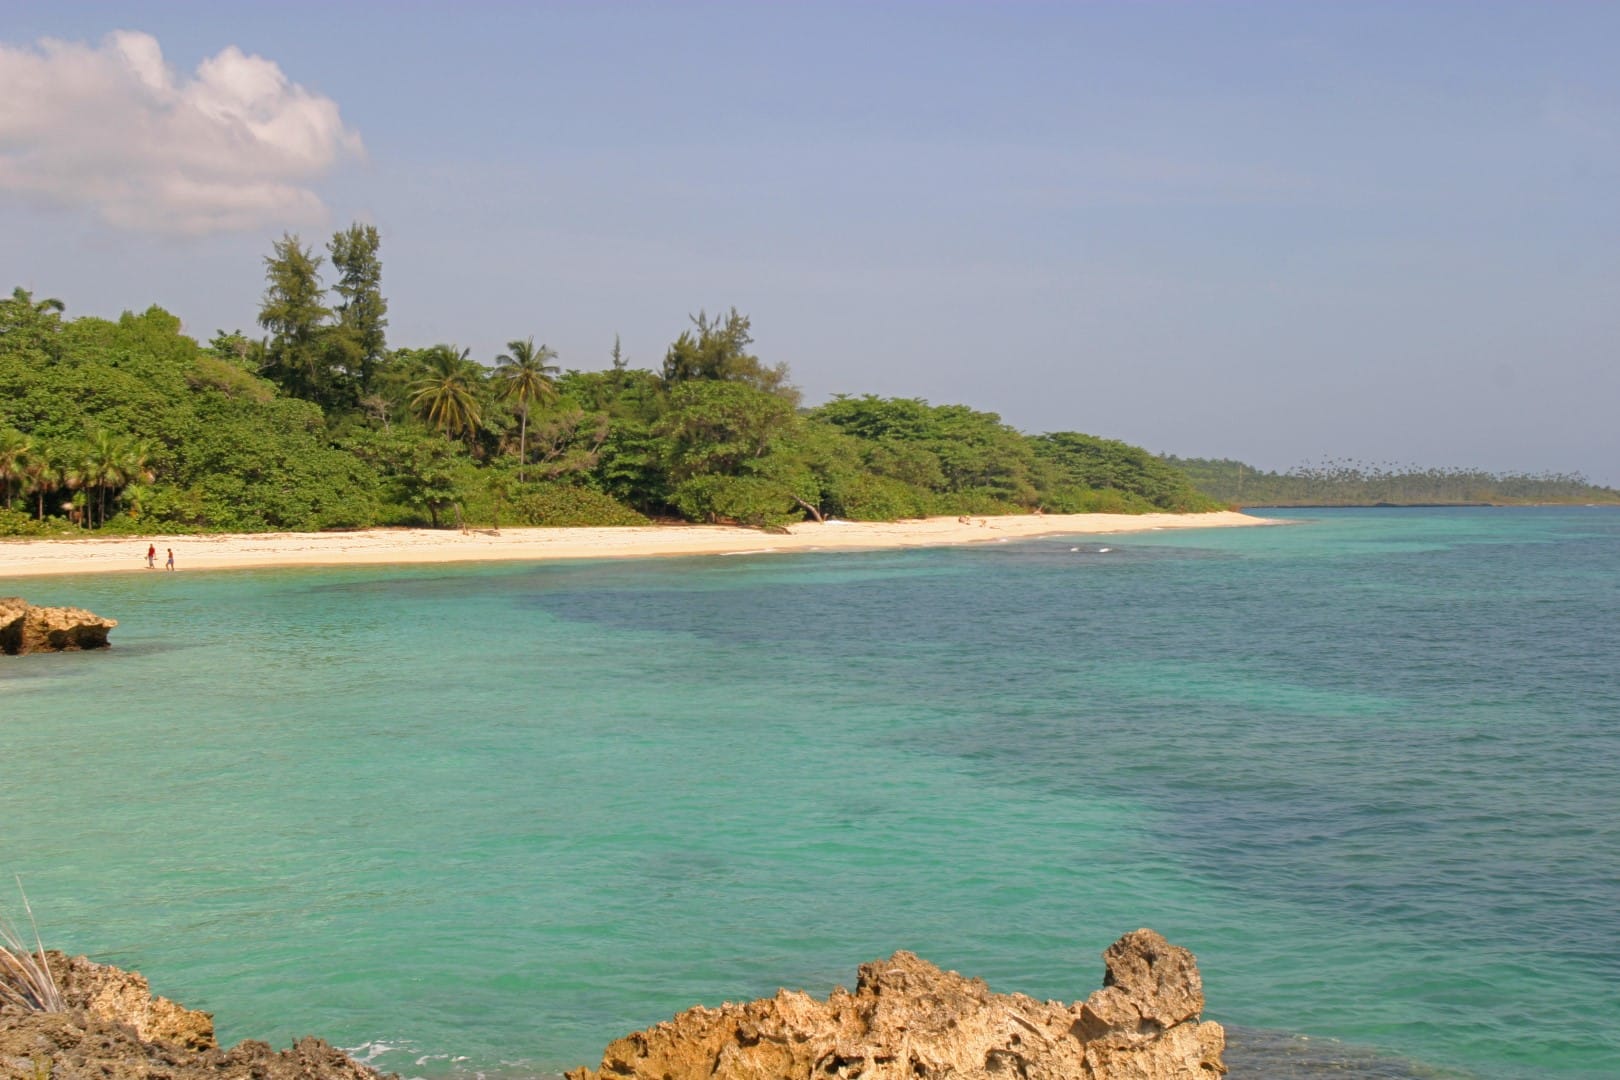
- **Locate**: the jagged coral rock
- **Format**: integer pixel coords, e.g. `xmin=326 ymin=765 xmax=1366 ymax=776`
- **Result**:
xmin=0 ymin=598 xmax=117 ymax=654
xmin=566 ymin=929 xmax=1225 ymax=1080
xmin=0 ymin=953 xmax=390 ymax=1080
xmin=53 ymin=952 xmax=216 ymax=1050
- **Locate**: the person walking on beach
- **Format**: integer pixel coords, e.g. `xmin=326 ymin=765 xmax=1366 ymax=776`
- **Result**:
xmin=146 ymin=543 xmax=156 ymax=569
xmin=165 ymin=548 xmax=174 ymax=571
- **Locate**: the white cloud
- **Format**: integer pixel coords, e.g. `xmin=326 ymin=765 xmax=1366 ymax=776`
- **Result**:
xmin=0 ymin=30 xmax=362 ymax=234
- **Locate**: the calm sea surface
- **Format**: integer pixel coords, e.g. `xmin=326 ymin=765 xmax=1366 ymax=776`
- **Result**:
xmin=3 ymin=508 xmax=1617 ymax=1079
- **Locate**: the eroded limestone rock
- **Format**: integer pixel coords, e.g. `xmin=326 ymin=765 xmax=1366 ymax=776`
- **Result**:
xmin=566 ymin=929 xmax=1225 ymax=1080
xmin=0 ymin=952 xmax=389 ymax=1080
xmin=52 ymin=952 xmax=217 ymax=1050
xmin=0 ymin=598 xmax=117 ymax=654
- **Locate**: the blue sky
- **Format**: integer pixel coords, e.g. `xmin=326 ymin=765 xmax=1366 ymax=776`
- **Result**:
xmin=4 ymin=2 xmax=1617 ymax=483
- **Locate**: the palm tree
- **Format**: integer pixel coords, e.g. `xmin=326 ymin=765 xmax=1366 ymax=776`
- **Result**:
xmin=9 ymin=286 xmax=64 ymax=316
xmin=61 ymin=459 xmax=88 ymax=528
xmin=67 ymin=487 xmax=89 ymax=529
xmin=20 ymin=445 xmax=62 ymax=522
xmin=408 ymin=345 xmax=484 ymax=445
xmin=117 ymin=440 xmax=156 ymax=522
xmin=1 ymin=289 xmax=66 ymax=358
xmin=493 ymin=337 xmax=559 ymax=482
xmin=71 ymin=432 xmax=154 ymax=528
xmin=0 ymin=429 xmax=30 ymax=510
xmin=79 ymin=432 xmax=126 ymax=529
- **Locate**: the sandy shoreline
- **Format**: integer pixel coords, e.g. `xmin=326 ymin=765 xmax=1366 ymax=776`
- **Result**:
xmin=0 ymin=511 xmax=1269 ymax=579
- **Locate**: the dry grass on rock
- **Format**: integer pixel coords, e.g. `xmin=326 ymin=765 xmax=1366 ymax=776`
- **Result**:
xmin=0 ymin=884 xmax=62 ymax=1014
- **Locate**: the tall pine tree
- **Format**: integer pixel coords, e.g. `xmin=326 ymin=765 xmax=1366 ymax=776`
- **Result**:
xmin=257 ymin=234 xmax=334 ymax=405
xmin=328 ymin=223 xmax=388 ymax=395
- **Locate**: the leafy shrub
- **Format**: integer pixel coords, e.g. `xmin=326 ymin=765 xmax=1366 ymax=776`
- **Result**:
xmin=0 ymin=509 xmax=77 ymax=538
xmin=820 ymin=474 xmax=935 ymax=521
xmin=670 ymin=474 xmax=801 ymax=528
xmin=1034 ymin=432 xmax=1219 ymax=512
xmin=1039 ymin=484 xmax=1160 ymax=514
xmin=117 ymin=485 xmax=211 ymax=531
xmin=509 ymin=484 xmax=648 ymax=527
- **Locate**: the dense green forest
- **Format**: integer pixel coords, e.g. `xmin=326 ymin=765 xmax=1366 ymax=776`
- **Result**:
xmin=0 ymin=226 xmax=1219 ymax=537
xmin=1164 ymin=456 xmax=1620 ymax=507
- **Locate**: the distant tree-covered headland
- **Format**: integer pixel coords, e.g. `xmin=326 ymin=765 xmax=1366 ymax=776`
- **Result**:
xmin=0 ymin=228 xmax=1220 ymax=536
xmin=1163 ymin=456 xmax=1620 ymax=507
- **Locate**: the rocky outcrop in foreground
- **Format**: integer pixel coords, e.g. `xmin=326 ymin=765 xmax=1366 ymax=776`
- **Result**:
xmin=0 ymin=952 xmax=388 ymax=1080
xmin=0 ymin=599 xmax=117 ymax=654
xmin=4 ymin=931 xmax=1222 ymax=1080
xmin=566 ymin=929 xmax=1225 ymax=1080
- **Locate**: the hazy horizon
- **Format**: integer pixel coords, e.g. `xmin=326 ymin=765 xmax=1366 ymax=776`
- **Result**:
xmin=4 ymin=2 xmax=1616 ymax=484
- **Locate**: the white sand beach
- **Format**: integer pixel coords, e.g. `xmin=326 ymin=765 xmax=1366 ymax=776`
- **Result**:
xmin=0 ymin=511 xmax=1269 ymax=579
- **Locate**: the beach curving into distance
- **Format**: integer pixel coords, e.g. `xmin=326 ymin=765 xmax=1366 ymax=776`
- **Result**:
xmin=0 ymin=511 xmax=1268 ymax=578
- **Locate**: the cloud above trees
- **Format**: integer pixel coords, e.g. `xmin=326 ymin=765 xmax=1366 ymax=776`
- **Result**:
xmin=0 ymin=30 xmax=362 ymax=234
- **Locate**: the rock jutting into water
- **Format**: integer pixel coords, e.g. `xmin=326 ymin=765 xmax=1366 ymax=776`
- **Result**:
xmin=566 ymin=928 xmax=1225 ymax=1080
xmin=0 ymin=598 xmax=117 ymax=655
xmin=0 ymin=952 xmax=389 ymax=1080
xmin=2 ymin=931 xmax=1222 ymax=1080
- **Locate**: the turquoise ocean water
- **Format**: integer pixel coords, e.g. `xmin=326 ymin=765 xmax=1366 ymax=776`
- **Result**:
xmin=2 ymin=507 xmax=1617 ymax=1078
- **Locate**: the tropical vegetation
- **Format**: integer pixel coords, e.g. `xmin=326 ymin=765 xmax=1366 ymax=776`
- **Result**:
xmin=1164 ymin=456 xmax=1620 ymax=507
xmin=0 ymin=227 xmax=1410 ymax=539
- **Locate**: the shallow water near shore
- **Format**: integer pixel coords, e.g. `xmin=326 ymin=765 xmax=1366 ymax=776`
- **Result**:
xmin=3 ymin=507 xmax=1618 ymax=1078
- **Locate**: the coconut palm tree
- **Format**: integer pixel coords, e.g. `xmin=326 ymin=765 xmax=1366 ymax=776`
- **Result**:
xmin=493 ymin=337 xmax=559 ymax=482
xmin=409 ymin=346 xmax=484 ymax=446
xmin=71 ymin=432 xmax=154 ymax=528
xmin=9 ymin=287 xmax=64 ymax=317
xmin=79 ymin=432 xmax=124 ymax=529
xmin=1 ymin=289 xmax=66 ymax=358
xmin=20 ymin=445 xmax=62 ymax=522
xmin=117 ymin=440 xmax=156 ymax=521
xmin=0 ymin=429 xmax=30 ymax=510
xmin=1 ymin=287 xmax=64 ymax=331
